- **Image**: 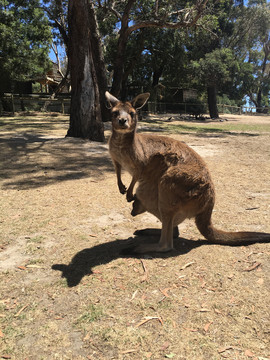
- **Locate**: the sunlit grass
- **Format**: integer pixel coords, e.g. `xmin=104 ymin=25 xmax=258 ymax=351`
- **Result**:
xmin=141 ymin=119 xmax=270 ymax=135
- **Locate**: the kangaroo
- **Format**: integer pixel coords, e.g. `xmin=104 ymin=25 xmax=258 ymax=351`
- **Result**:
xmin=106 ymin=91 xmax=270 ymax=253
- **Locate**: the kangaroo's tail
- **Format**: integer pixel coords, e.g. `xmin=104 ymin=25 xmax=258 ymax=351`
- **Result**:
xmin=195 ymin=205 xmax=270 ymax=245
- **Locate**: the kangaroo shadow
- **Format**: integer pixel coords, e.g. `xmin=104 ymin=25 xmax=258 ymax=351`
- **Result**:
xmin=52 ymin=231 xmax=209 ymax=287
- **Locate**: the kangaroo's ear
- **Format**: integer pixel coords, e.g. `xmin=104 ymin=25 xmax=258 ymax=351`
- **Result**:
xmin=105 ymin=91 xmax=120 ymax=108
xmin=131 ymin=93 xmax=150 ymax=110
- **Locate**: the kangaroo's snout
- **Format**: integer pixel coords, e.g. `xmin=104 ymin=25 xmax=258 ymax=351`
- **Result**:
xmin=119 ymin=118 xmax=127 ymax=126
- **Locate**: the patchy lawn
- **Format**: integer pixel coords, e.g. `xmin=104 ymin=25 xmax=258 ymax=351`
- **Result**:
xmin=0 ymin=113 xmax=269 ymax=360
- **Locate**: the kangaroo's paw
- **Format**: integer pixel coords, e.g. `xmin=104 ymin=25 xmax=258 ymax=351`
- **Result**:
xmin=126 ymin=191 xmax=135 ymax=202
xmin=118 ymin=183 xmax=127 ymax=194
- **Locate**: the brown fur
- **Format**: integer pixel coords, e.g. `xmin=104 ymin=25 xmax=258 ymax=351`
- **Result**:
xmin=106 ymin=91 xmax=270 ymax=253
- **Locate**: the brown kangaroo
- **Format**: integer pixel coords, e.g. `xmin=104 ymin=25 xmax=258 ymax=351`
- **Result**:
xmin=106 ymin=91 xmax=270 ymax=253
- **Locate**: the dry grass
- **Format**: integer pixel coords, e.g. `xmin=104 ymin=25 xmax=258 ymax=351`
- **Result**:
xmin=0 ymin=113 xmax=269 ymax=360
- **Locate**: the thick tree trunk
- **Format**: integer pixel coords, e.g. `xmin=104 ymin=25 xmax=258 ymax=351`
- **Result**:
xmin=207 ymin=86 xmax=219 ymax=119
xmin=67 ymin=0 xmax=104 ymax=141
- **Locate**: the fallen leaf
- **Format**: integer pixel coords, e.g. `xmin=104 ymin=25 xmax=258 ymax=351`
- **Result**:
xmin=145 ymin=353 xmax=152 ymax=359
xmin=218 ymin=346 xmax=234 ymax=354
xmin=160 ymin=341 xmax=170 ymax=351
xmin=160 ymin=288 xmax=171 ymax=297
xmin=180 ymin=261 xmax=195 ymax=270
xmin=83 ymin=333 xmax=91 ymax=341
xmin=140 ymin=259 xmax=147 ymax=273
xmin=257 ymin=278 xmax=264 ymax=285
xmin=26 ymin=265 xmax=44 ymax=269
xmin=243 ymin=262 xmax=261 ymax=272
xmin=200 ymin=281 xmax=206 ymax=288
xmin=17 ymin=266 xmax=26 ymax=270
xmin=15 ymin=304 xmax=29 ymax=317
xmin=245 ymin=350 xmax=255 ymax=357
xmin=0 ymin=329 xmax=4 ymax=338
xmin=204 ymin=321 xmax=213 ymax=332
xmin=183 ymin=327 xmax=198 ymax=332
xmin=198 ymin=308 xmax=211 ymax=312
xmin=135 ymin=316 xmax=163 ymax=328
xmin=214 ymin=308 xmax=223 ymax=315
xmin=1 ymin=355 xmax=12 ymax=359
xmin=130 ymin=289 xmax=139 ymax=300
xmin=120 ymin=349 xmax=138 ymax=354
xmin=165 ymin=353 xmax=176 ymax=359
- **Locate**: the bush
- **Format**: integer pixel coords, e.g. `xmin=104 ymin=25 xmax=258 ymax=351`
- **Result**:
xmin=185 ymin=99 xmax=207 ymax=118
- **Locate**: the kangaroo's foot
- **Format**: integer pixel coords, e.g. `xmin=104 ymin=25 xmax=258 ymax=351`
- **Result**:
xmin=121 ymin=242 xmax=174 ymax=255
xmin=118 ymin=182 xmax=126 ymax=195
xmin=126 ymin=191 xmax=135 ymax=202
xmin=134 ymin=226 xmax=179 ymax=238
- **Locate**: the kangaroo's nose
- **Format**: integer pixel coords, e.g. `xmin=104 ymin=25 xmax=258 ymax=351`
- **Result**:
xmin=119 ymin=118 xmax=127 ymax=126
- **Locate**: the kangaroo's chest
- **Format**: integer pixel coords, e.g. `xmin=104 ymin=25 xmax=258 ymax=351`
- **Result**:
xmin=110 ymin=144 xmax=138 ymax=174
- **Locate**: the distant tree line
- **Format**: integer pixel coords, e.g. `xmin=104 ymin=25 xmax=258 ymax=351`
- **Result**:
xmin=1 ymin=0 xmax=269 ymax=141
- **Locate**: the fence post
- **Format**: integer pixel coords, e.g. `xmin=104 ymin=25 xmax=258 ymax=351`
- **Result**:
xmin=11 ymin=94 xmax=15 ymax=114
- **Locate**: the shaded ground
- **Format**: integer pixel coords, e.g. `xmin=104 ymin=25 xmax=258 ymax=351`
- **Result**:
xmin=0 ymin=113 xmax=269 ymax=360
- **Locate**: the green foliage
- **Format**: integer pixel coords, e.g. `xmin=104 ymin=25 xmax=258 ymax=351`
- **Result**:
xmin=190 ymin=48 xmax=236 ymax=87
xmin=0 ymin=0 xmax=52 ymax=82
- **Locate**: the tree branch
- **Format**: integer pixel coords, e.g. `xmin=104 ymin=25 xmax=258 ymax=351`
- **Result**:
xmin=127 ymin=0 xmax=209 ymax=35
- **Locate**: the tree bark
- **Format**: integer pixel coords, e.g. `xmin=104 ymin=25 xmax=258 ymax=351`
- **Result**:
xmin=207 ymin=86 xmax=219 ymax=119
xmin=67 ymin=0 xmax=104 ymax=141
xmin=110 ymin=0 xmax=135 ymax=98
xmin=88 ymin=1 xmax=110 ymax=122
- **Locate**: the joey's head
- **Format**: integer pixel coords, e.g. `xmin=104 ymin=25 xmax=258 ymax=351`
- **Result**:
xmin=105 ymin=91 xmax=150 ymax=133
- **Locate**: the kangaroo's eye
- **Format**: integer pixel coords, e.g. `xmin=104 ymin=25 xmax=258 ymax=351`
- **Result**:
xmin=112 ymin=110 xmax=119 ymax=117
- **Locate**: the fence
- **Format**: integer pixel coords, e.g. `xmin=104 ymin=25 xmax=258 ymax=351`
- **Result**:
xmin=0 ymin=94 xmax=268 ymax=116
xmin=0 ymin=93 xmax=71 ymax=114
xmin=148 ymin=102 xmax=268 ymax=115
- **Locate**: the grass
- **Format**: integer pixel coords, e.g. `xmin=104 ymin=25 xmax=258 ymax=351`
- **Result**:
xmin=141 ymin=117 xmax=270 ymax=135
xmin=76 ymin=303 xmax=104 ymax=325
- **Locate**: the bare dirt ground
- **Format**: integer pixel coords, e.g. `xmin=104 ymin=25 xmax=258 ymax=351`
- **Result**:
xmin=0 ymin=112 xmax=269 ymax=360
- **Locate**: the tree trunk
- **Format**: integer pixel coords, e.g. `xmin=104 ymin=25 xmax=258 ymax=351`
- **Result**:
xmin=66 ymin=0 xmax=104 ymax=141
xmin=88 ymin=1 xmax=110 ymax=122
xmin=152 ymin=64 xmax=164 ymax=88
xmin=207 ymin=86 xmax=219 ymax=119
xmin=256 ymin=88 xmax=262 ymax=113
xmin=110 ymin=30 xmax=129 ymax=98
xmin=111 ymin=0 xmax=136 ymax=98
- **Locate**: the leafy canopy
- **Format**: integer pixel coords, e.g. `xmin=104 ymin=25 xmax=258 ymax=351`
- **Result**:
xmin=0 ymin=0 xmax=52 ymax=81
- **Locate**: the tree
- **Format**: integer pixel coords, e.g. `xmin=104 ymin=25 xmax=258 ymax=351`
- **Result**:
xmin=44 ymin=0 xmax=110 ymax=122
xmin=232 ymin=2 xmax=270 ymax=112
xmin=42 ymin=0 xmax=70 ymax=96
xmin=66 ymin=0 xmax=104 ymax=141
xmin=188 ymin=0 xmax=270 ymax=117
xmin=0 ymin=0 xmax=51 ymax=83
xmin=97 ymin=0 xmax=209 ymax=97
xmin=191 ymin=48 xmax=238 ymax=118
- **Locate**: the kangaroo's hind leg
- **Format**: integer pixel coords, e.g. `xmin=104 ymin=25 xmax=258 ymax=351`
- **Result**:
xmin=130 ymin=211 xmax=184 ymax=253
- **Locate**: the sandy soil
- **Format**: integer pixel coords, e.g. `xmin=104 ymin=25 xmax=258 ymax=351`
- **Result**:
xmin=0 ymin=112 xmax=269 ymax=360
